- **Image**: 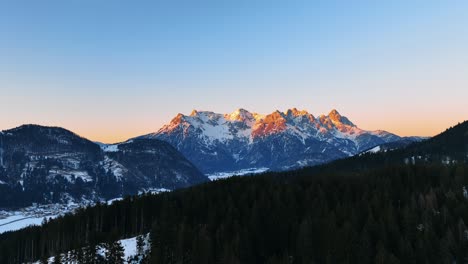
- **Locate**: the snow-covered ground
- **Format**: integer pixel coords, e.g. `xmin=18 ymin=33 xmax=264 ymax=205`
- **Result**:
xmin=32 ymin=234 xmax=151 ymax=264
xmin=0 ymin=213 xmax=50 ymax=234
xmin=0 ymin=191 xmax=169 ymax=234
xmin=359 ymin=145 xmax=391 ymax=156
xmin=106 ymin=197 xmax=124 ymax=205
xmin=96 ymin=236 xmax=140 ymax=260
xmin=104 ymin=234 xmax=151 ymax=262
xmin=0 ymin=202 xmax=84 ymax=234
xmin=207 ymin=167 xmax=269 ymax=181
xmin=100 ymin=140 xmax=134 ymax=153
xmin=120 ymin=236 xmax=138 ymax=259
xmin=137 ymin=187 xmax=171 ymax=195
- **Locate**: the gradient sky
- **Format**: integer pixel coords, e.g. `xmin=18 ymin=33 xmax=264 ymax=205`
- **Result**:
xmin=1 ymin=1 xmax=467 ymax=143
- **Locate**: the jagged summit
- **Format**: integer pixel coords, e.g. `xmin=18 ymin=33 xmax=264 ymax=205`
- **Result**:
xmin=225 ymin=108 xmax=255 ymax=122
xmin=158 ymin=108 xmax=356 ymax=137
xmin=327 ymin=109 xmax=355 ymax=126
xmin=328 ymin=109 xmax=341 ymax=119
xmin=189 ymin=110 xmax=221 ymax=119
xmin=142 ymin=108 xmax=406 ymax=173
xmin=166 ymin=108 xmax=351 ymax=125
xmin=189 ymin=109 xmax=198 ymax=116
xmin=285 ymin=108 xmax=312 ymax=117
xmin=230 ymin=108 xmax=250 ymax=115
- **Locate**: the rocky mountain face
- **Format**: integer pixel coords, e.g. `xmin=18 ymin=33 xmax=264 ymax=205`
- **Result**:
xmin=142 ymin=108 xmax=413 ymax=174
xmin=0 ymin=125 xmax=207 ymax=208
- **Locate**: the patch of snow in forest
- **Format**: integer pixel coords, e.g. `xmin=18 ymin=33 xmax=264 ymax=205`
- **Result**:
xmin=138 ymin=188 xmax=171 ymax=195
xmin=367 ymin=146 xmax=381 ymax=153
xmin=106 ymin=197 xmax=124 ymax=205
xmin=120 ymin=236 xmax=138 ymax=259
xmin=32 ymin=234 xmax=151 ymax=264
xmin=208 ymin=167 xmax=269 ymax=181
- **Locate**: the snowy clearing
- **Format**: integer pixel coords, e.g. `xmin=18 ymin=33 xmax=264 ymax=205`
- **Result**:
xmin=0 ymin=213 xmax=52 ymax=234
xmin=32 ymin=234 xmax=151 ymax=264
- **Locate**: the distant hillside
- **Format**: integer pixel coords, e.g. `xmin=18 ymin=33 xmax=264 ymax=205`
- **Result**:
xmin=0 ymin=125 xmax=207 ymax=208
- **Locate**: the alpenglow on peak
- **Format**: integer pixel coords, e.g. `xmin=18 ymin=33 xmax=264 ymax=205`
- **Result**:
xmin=142 ymin=108 xmax=404 ymax=174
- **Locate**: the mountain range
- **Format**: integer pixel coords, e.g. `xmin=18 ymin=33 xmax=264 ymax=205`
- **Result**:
xmin=143 ymin=108 xmax=421 ymax=174
xmin=0 ymin=108 xmax=423 ymax=208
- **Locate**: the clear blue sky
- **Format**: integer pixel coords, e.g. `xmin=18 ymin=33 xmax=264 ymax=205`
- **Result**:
xmin=1 ymin=1 xmax=467 ymax=142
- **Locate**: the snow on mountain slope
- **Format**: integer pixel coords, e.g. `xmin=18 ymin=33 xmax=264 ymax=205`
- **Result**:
xmin=142 ymin=108 xmax=414 ymax=174
xmin=0 ymin=214 xmax=46 ymax=234
xmin=365 ymin=146 xmax=381 ymax=154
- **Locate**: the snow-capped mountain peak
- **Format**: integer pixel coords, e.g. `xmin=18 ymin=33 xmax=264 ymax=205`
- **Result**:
xmin=189 ymin=109 xmax=199 ymax=117
xmin=225 ymin=108 xmax=255 ymax=122
xmin=142 ymin=108 xmax=409 ymax=174
xmin=327 ymin=109 xmax=355 ymax=127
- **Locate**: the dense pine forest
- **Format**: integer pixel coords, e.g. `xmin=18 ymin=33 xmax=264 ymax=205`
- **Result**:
xmin=1 ymin=163 xmax=468 ymax=263
xmin=0 ymin=121 xmax=467 ymax=263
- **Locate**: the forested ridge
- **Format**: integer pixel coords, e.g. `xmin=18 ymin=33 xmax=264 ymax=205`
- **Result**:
xmin=0 ymin=125 xmax=207 ymax=209
xmin=0 ymin=121 xmax=467 ymax=263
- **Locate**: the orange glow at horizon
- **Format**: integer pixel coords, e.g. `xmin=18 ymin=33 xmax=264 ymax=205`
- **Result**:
xmin=67 ymin=124 xmax=161 ymax=144
xmin=354 ymin=114 xmax=466 ymax=139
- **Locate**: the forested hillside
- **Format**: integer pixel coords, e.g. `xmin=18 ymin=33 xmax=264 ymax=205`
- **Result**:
xmin=1 ymin=163 xmax=467 ymax=263
xmin=299 ymin=121 xmax=468 ymax=175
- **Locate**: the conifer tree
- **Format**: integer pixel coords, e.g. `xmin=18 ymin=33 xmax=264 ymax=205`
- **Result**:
xmin=83 ymin=245 xmax=98 ymax=264
xmin=136 ymin=235 xmax=145 ymax=257
xmin=53 ymin=253 xmax=61 ymax=264
xmin=75 ymin=248 xmax=84 ymax=263
xmin=39 ymin=256 xmax=49 ymax=264
xmin=105 ymin=241 xmax=125 ymax=264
